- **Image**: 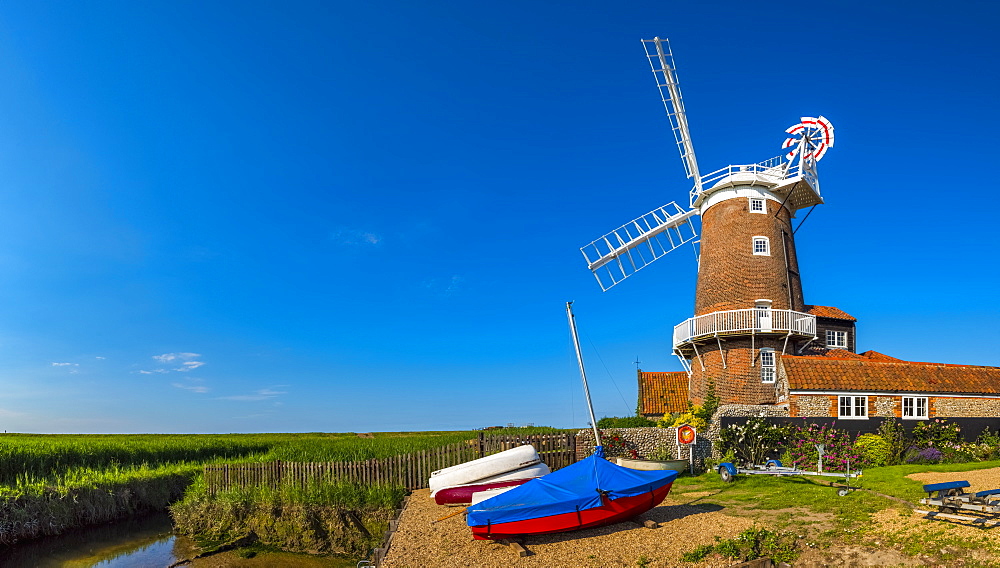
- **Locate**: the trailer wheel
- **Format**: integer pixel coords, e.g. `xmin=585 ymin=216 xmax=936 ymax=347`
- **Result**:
xmin=837 ymin=488 xmax=849 ymax=497
xmin=720 ymin=467 xmax=734 ymax=483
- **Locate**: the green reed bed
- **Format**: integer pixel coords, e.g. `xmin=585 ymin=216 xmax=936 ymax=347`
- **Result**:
xmin=0 ymin=462 xmax=199 ymax=545
xmin=0 ymin=434 xmax=272 ymax=484
xmin=171 ymin=476 xmax=407 ymax=556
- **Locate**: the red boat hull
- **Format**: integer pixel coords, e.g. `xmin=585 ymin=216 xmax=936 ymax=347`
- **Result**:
xmin=433 ymin=478 xmax=533 ymax=506
xmin=470 ymin=481 xmax=673 ymax=540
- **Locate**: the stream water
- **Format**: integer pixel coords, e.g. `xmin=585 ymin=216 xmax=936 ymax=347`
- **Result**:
xmin=0 ymin=513 xmax=358 ymax=568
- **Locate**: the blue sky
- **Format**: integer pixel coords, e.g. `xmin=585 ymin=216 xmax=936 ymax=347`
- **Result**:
xmin=0 ymin=1 xmax=997 ymax=433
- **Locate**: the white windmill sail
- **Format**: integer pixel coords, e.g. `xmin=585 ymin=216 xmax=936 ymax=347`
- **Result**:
xmin=580 ymin=202 xmax=697 ymax=291
xmin=580 ymin=38 xmax=701 ymax=291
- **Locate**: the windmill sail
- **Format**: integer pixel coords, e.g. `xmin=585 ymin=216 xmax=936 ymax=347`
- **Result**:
xmin=580 ymin=202 xmax=697 ymax=291
xmin=642 ymin=37 xmax=702 ymax=195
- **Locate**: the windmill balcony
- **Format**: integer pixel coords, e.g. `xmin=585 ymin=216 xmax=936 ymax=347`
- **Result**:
xmin=672 ymin=308 xmax=816 ymax=352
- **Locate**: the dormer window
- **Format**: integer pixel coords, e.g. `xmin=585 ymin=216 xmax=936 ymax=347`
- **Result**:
xmin=753 ymin=236 xmax=770 ymax=256
xmin=826 ymin=330 xmax=847 ymax=349
xmin=749 ymin=198 xmax=766 ymax=214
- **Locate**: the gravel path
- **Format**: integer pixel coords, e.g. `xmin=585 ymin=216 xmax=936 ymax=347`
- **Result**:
xmin=906 ymin=465 xmax=1000 ymax=493
xmin=381 ymin=489 xmax=758 ymax=568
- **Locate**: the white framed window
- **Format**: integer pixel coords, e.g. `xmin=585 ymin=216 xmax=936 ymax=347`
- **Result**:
xmin=752 ymin=236 xmax=770 ymax=256
xmin=902 ymin=396 xmax=929 ymax=419
xmin=760 ymin=348 xmax=775 ymax=383
xmin=749 ymin=197 xmax=766 ymax=214
xmin=838 ymin=395 xmax=868 ymax=419
xmin=826 ymin=330 xmax=847 ymax=349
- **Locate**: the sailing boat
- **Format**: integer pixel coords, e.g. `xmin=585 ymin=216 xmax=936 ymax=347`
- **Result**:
xmin=465 ymin=302 xmax=678 ymax=540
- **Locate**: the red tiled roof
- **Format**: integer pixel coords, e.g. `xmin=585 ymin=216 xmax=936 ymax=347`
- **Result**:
xmin=803 ymin=305 xmax=857 ymax=321
xmin=796 ymin=347 xmax=903 ymax=361
xmin=638 ymin=371 xmax=689 ymax=415
xmin=782 ymin=355 xmax=1000 ymax=394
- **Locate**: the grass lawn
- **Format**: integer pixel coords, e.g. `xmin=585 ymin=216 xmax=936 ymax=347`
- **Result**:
xmin=667 ymin=460 xmax=1000 ymax=566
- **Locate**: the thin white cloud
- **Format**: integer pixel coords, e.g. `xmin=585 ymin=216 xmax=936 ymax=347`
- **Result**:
xmin=330 ymin=228 xmax=381 ymax=246
xmin=51 ymin=362 xmax=79 ymax=367
xmin=175 ymin=361 xmax=205 ymax=372
xmin=95 ymin=356 xmax=106 ymax=360
xmin=138 ymin=369 xmax=169 ymax=375
xmin=218 ymin=387 xmax=288 ymax=402
xmin=153 ymin=352 xmax=200 ymax=364
xmin=172 ymin=382 xmax=209 ymax=394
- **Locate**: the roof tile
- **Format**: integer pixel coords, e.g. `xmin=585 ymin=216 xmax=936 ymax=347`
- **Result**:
xmin=783 ymin=355 xmax=1000 ymax=394
xmin=803 ymin=305 xmax=857 ymax=321
xmin=638 ymin=371 xmax=689 ymax=415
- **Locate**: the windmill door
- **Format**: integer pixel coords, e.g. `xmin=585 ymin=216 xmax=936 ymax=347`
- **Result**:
xmin=755 ymin=301 xmax=773 ymax=332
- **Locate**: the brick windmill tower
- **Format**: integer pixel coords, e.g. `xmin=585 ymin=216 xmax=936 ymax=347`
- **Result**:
xmin=580 ymin=38 xmax=835 ymax=406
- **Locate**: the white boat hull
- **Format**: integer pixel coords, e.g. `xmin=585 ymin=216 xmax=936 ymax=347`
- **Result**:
xmin=430 ymin=462 xmax=551 ymax=500
xmin=428 ymin=445 xmax=541 ymax=493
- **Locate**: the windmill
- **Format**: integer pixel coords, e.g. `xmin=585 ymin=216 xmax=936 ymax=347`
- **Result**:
xmin=580 ymin=38 xmax=835 ymax=406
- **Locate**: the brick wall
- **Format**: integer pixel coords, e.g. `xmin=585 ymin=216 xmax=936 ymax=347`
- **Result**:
xmin=788 ymin=393 xmax=1000 ymax=419
xmin=689 ymin=336 xmax=803 ymax=406
xmin=694 ymin=190 xmax=803 ymax=315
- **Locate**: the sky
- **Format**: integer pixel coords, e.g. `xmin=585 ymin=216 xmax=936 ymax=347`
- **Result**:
xmin=0 ymin=1 xmax=997 ymax=434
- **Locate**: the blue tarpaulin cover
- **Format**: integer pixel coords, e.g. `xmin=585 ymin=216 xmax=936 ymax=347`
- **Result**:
xmin=466 ymin=447 xmax=678 ymax=527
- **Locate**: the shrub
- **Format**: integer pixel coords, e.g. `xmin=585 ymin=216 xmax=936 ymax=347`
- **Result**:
xmin=906 ymin=446 xmax=943 ymax=464
xmin=786 ymin=423 xmax=865 ymax=472
xmin=877 ymin=419 xmax=907 ymax=466
xmin=600 ymin=431 xmax=639 ymax=459
xmin=596 ymin=416 xmax=657 ymax=428
xmin=854 ymin=433 xmax=891 ymax=467
xmin=911 ymin=419 xmax=961 ymax=448
xmin=717 ymin=418 xmax=788 ymax=466
xmin=657 ymin=406 xmax=708 ymax=432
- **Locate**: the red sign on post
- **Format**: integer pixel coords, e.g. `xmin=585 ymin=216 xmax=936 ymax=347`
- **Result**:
xmin=677 ymin=424 xmax=697 ymax=445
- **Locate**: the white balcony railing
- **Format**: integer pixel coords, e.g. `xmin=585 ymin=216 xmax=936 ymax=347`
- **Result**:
xmin=673 ymin=308 xmax=816 ymax=349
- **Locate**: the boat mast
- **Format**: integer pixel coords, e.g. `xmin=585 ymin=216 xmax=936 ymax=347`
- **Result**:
xmin=566 ymin=301 xmax=602 ymax=448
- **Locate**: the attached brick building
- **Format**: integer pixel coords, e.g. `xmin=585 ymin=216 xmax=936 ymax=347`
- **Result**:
xmin=637 ymin=371 xmax=689 ymax=420
xmin=777 ymin=350 xmax=1000 ymax=420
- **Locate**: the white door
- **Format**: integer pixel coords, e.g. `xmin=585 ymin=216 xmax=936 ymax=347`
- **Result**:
xmin=756 ymin=303 xmax=772 ymax=332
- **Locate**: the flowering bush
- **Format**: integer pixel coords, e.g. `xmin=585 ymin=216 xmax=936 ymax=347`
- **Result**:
xmin=785 ymin=423 xmax=865 ymax=472
xmin=600 ymin=430 xmax=639 ymax=459
xmin=911 ymin=419 xmax=961 ymax=448
xmin=906 ymin=446 xmax=943 ymax=464
xmin=717 ymin=418 xmax=788 ymax=466
xmin=657 ymin=406 xmax=708 ymax=432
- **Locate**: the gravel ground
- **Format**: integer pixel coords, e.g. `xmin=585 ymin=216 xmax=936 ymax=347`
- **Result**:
xmin=906 ymin=466 xmax=1000 ymax=493
xmin=380 ymin=489 xmax=758 ymax=568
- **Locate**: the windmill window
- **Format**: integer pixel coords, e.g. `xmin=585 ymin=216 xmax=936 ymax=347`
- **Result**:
xmin=749 ymin=198 xmax=766 ymax=213
xmin=752 ymin=237 xmax=770 ymax=256
xmin=760 ymin=348 xmax=776 ymax=383
xmin=838 ymin=395 xmax=868 ymax=419
xmin=902 ymin=396 xmax=929 ymax=420
xmin=826 ymin=330 xmax=848 ymax=349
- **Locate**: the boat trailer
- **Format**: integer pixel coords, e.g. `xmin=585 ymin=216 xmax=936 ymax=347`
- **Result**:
xmin=914 ymin=480 xmax=1000 ymax=527
xmin=717 ymin=445 xmax=862 ymax=496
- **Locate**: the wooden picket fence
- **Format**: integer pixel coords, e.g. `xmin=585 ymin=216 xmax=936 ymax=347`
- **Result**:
xmin=203 ymin=432 xmax=577 ymax=493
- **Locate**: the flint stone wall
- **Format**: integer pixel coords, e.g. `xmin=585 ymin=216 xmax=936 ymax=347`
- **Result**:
xmin=575 ymin=427 xmax=711 ymax=470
